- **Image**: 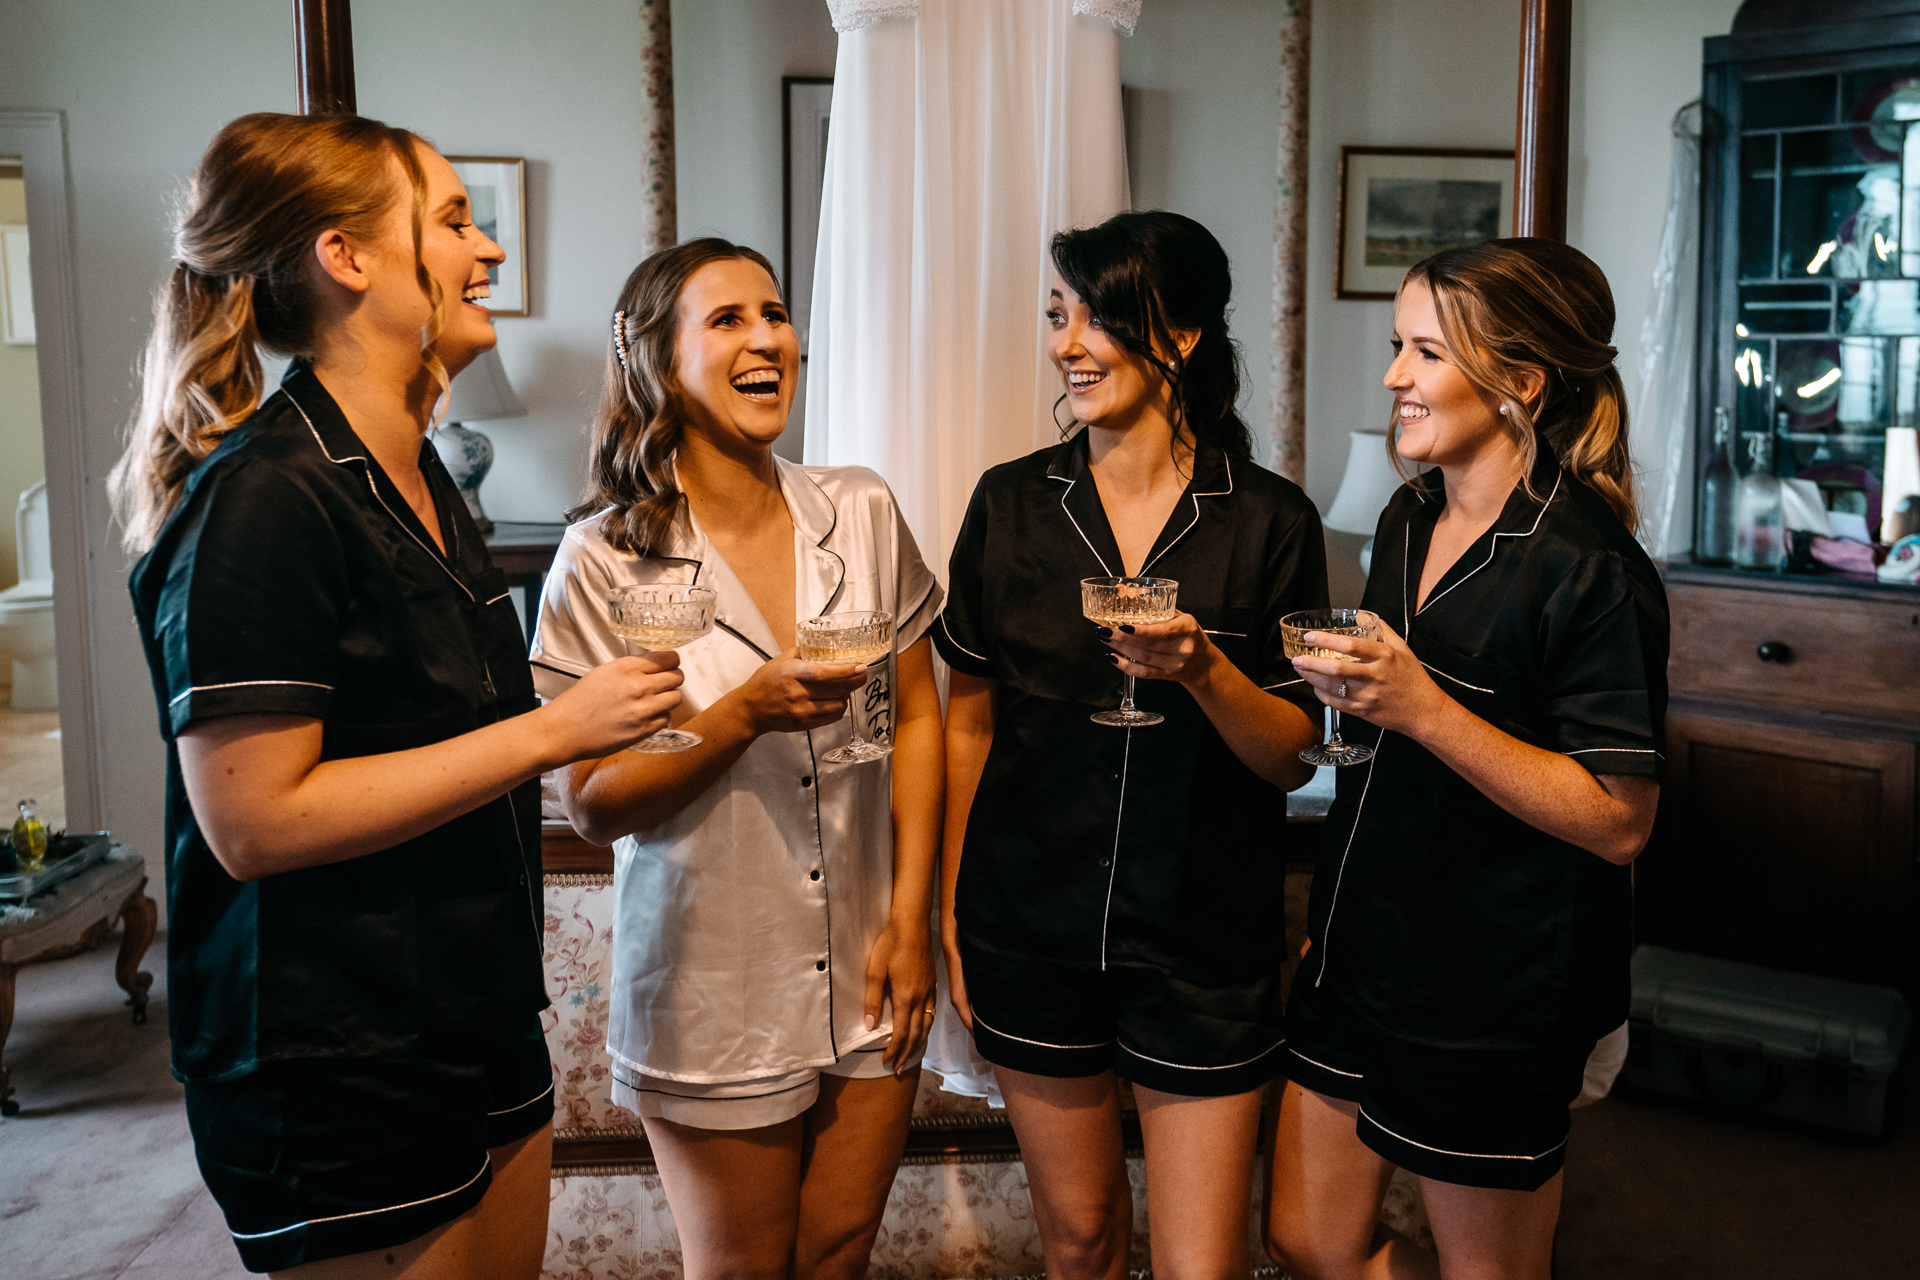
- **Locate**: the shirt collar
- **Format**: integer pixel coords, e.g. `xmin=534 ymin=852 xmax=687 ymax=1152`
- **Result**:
xmin=1045 ymin=428 xmax=1234 ymax=494
xmin=1412 ymin=445 xmax=1563 ymax=539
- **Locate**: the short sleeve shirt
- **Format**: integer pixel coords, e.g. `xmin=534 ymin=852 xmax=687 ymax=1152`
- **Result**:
xmin=529 ymin=460 xmax=942 ymax=1084
xmin=934 ymin=434 xmax=1329 ymax=983
xmin=1301 ymin=453 xmax=1671 ymax=1050
xmin=128 ymin=364 xmax=548 ymax=1084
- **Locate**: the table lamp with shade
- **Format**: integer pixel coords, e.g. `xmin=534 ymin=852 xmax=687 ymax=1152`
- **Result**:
xmin=432 ymin=347 xmax=527 ymax=537
xmin=1324 ymin=430 xmax=1410 ymax=577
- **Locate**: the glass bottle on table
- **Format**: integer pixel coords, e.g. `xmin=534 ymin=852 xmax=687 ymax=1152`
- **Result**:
xmin=11 ymin=799 xmax=47 ymax=871
xmin=1734 ymin=422 xmax=1784 ymax=571
xmin=1697 ymin=406 xmax=1738 ymax=566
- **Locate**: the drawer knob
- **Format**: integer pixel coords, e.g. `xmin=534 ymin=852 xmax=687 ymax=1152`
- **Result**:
xmin=1756 ymin=641 xmax=1794 ymax=665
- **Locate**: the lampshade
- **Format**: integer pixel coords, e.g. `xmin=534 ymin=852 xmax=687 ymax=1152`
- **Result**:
xmin=444 ymin=348 xmax=528 ymax=423
xmin=1324 ymin=430 xmax=1407 ymax=535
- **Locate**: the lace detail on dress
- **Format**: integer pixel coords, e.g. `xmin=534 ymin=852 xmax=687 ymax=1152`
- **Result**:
xmin=1074 ymin=0 xmax=1143 ymax=34
xmin=825 ymin=0 xmax=919 ymax=32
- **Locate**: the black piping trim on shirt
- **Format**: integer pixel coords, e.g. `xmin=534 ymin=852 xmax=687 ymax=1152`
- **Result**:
xmin=531 ymin=659 xmax=581 ymax=682
xmin=805 ymin=726 xmax=837 ymax=1058
xmin=284 ymin=386 xmax=477 ymax=603
xmin=715 ymin=619 xmax=776 ymax=663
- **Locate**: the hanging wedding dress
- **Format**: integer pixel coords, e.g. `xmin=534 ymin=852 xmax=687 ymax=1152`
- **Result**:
xmin=807 ymin=0 xmax=1138 ymax=570
xmin=1637 ymin=101 xmax=1703 ymax=560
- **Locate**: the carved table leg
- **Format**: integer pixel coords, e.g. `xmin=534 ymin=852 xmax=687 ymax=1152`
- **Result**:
xmin=116 ymin=891 xmax=158 ymax=1026
xmin=0 ymin=963 xmax=17 ymax=1117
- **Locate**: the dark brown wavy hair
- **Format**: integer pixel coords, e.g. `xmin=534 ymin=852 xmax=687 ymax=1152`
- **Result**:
xmin=109 ymin=112 xmax=441 ymax=552
xmin=570 ymin=238 xmax=783 ymax=555
xmin=1398 ymin=237 xmax=1638 ymax=531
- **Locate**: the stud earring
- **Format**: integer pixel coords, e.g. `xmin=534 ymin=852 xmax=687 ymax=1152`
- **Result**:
xmin=1498 ymin=404 xmax=1510 ymax=416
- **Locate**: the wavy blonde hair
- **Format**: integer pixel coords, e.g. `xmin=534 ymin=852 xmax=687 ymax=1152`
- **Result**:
xmin=109 ymin=112 xmax=446 ymax=553
xmin=1396 ymin=237 xmax=1638 ymax=531
xmin=570 ymin=238 xmax=783 ymax=555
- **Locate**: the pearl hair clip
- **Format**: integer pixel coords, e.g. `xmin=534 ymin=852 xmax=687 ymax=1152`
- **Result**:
xmin=612 ymin=310 xmax=631 ymax=372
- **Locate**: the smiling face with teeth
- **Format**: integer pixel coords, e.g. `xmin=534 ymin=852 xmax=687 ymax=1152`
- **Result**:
xmin=669 ymin=257 xmax=798 ymax=454
xmin=1045 ymin=276 xmax=1191 ymax=437
xmin=1385 ymin=278 xmax=1538 ymax=476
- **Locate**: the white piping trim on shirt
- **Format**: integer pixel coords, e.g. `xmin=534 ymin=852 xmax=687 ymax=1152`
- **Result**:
xmin=1119 ymin=1036 xmax=1284 ymax=1072
xmin=1262 ymin=678 xmax=1307 ymax=690
xmin=1287 ymin=1046 xmax=1364 ymax=1078
xmin=169 ymin=679 xmax=332 ymax=707
xmin=228 ymin=1156 xmax=490 ymax=1239
xmin=1361 ymin=1105 xmax=1568 ymax=1163
xmin=972 ymin=1011 xmax=1113 ymax=1052
xmin=1049 ymin=472 xmax=1116 ymax=577
xmin=1315 ymin=734 xmax=1382 ymax=988
xmin=938 ymin=614 xmax=990 ymax=663
xmin=285 ymin=388 xmax=475 ymax=603
xmin=1421 ymin=662 xmax=1495 ymax=694
xmin=1566 ymin=747 xmax=1659 ymax=755
xmin=1416 ymin=469 xmax=1563 ymax=616
xmin=1204 ymin=630 xmax=1247 ymax=638
xmin=1142 ymin=456 xmax=1234 ymax=576
xmin=1099 ymin=726 xmax=1133 ymax=972
xmin=486 ymin=1081 xmax=555 ymax=1116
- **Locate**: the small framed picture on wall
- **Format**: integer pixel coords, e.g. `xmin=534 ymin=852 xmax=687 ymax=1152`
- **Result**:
xmin=1336 ymin=146 xmax=1514 ymax=301
xmin=447 ymin=155 xmax=529 ymax=317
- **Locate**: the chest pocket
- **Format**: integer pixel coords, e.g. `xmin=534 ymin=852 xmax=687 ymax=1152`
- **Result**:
xmin=1411 ymin=633 xmax=1507 ymax=720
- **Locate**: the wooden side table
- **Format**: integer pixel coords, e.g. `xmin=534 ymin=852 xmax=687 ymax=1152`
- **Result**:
xmin=0 ymin=846 xmax=157 ymax=1116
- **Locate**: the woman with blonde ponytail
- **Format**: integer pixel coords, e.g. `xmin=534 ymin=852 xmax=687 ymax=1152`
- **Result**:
xmin=118 ymin=114 xmax=684 ymax=1279
xmin=1265 ymin=239 xmax=1670 ymax=1280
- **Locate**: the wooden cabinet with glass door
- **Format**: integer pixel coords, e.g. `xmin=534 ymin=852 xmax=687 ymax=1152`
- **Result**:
xmin=1645 ymin=1 xmax=1920 ymax=998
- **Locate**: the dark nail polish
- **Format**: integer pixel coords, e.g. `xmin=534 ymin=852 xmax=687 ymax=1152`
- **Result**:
xmin=1119 ymin=624 xmax=1136 ymax=634
xmin=1107 ymin=652 xmax=1121 ymax=664
xmin=1093 ymin=625 xmax=1113 ymax=638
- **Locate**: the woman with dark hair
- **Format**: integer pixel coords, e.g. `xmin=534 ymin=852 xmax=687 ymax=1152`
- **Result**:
xmin=1265 ymin=238 xmax=1668 ymax=1280
xmin=937 ymin=210 xmax=1328 ymax=1279
xmin=117 ymin=114 xmax=682 ymax=1277
xmin=531 ymin=238 xmax=945 ymax=1280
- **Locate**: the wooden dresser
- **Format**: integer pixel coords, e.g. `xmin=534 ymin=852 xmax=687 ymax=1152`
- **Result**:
xmin=1638 ymin=562 xmax=1920 ymax=997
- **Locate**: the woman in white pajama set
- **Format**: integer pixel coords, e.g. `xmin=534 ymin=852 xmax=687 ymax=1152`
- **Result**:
xmin=531 ymin=239 xmax=945 ymax=1280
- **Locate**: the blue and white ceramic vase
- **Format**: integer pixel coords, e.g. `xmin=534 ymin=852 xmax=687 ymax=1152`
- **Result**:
xmin=432 ymin=421 xmax=495 ymax=536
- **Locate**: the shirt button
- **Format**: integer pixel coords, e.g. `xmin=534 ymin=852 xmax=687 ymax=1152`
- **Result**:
xmin=1110 ymin=772 xmax=1120 ymax=781
xmin=815 ymin=960 xmax=827 ymax=971
xmin=1099 ymin=857 xmax=1111 ymax=867
xmin=801 ymin=776 xmax=814 ymax=788
xmin=810 ymin=870 xmax=821 ymax=881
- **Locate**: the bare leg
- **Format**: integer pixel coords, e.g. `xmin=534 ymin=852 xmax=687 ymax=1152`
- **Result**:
xmin=1420 ymin=1173 xmax=1561 ymax=1280
xmin=1134 ymin=1083 xmax=1265 ymax=1280
xmin=995 ymin=1067 xmax=1132 ymax=1280
xmin=792 ymin=1069 xmax=920 ymax=1280
xmin=642 ymin=1111 xmax=805 ymax=1280
xmin=1263 ymin=1081 xmax=1438 ymax=1280
xmin=476 ymin=1127 xmax=554 ymax=1280
xmin=116 ymin=890 xmax=158 ymax=1025
xmin=271 ymin=1203 xmax=483 ymax=1280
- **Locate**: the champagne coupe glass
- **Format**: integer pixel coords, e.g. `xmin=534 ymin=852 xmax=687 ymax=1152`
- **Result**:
xmin=798 ymin=610 xmax=896 ymax=764
xmin=1280 ymin=608 xmax=1380 ymax=766
xmin=607 ymin=585 xmax=718 ymax=753
xmin=1081 ymin=576 xmax=1180 ymax=728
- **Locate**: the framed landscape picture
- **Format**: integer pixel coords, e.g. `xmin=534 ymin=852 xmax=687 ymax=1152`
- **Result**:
xmin=447 ymin=155 xmax=529 ymax=317
xmin=1336 ymin=146 xmax=1514 ymax=300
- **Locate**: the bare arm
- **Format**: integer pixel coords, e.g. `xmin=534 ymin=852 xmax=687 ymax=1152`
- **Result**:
xmin=862 ymin=638 xmax=945 ymax=1072
xmin=1104 ymin=615 xmax=1319 ymax=791
xmin=1292 ymin=620 xmax=1657 ymax=864
xmin=939 ymin=669 xmax=998 ymax=1028
xmin=178 ymin=655 xmax=685 ymax=881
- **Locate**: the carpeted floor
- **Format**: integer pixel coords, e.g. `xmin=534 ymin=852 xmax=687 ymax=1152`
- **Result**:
xmin=1 ymin=928 xmax=1915 ymax=1278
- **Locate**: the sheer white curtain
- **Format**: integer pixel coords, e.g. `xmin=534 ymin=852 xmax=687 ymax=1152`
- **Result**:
xmin=1635 ymin=102 xmax=1703 ymax=560
xmin=806 ymin=0 xmax=1137 ymax=568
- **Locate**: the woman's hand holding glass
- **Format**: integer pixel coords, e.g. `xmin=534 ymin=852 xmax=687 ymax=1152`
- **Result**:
xmin=733 ymin=651 xmax=872 ymax=736
xmin=1097 ymin=611 xmax=1221 ymax=687
xmin=540 ymin=652 xmax=686 ymax=762
xmin=1288 ymin=615 xmax=1448 ymax=740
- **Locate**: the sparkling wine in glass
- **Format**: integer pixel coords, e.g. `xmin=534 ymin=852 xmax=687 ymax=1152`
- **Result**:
xmin=1081 ymin=576 xmax=1179 ymax=728
xmin=607 ymin=585 xmax=718 ymax=753
xmin=798 ymin=610 xmax=895 ymax=764
xmin=1280 ymin=608 xmax=1380 ymax=766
